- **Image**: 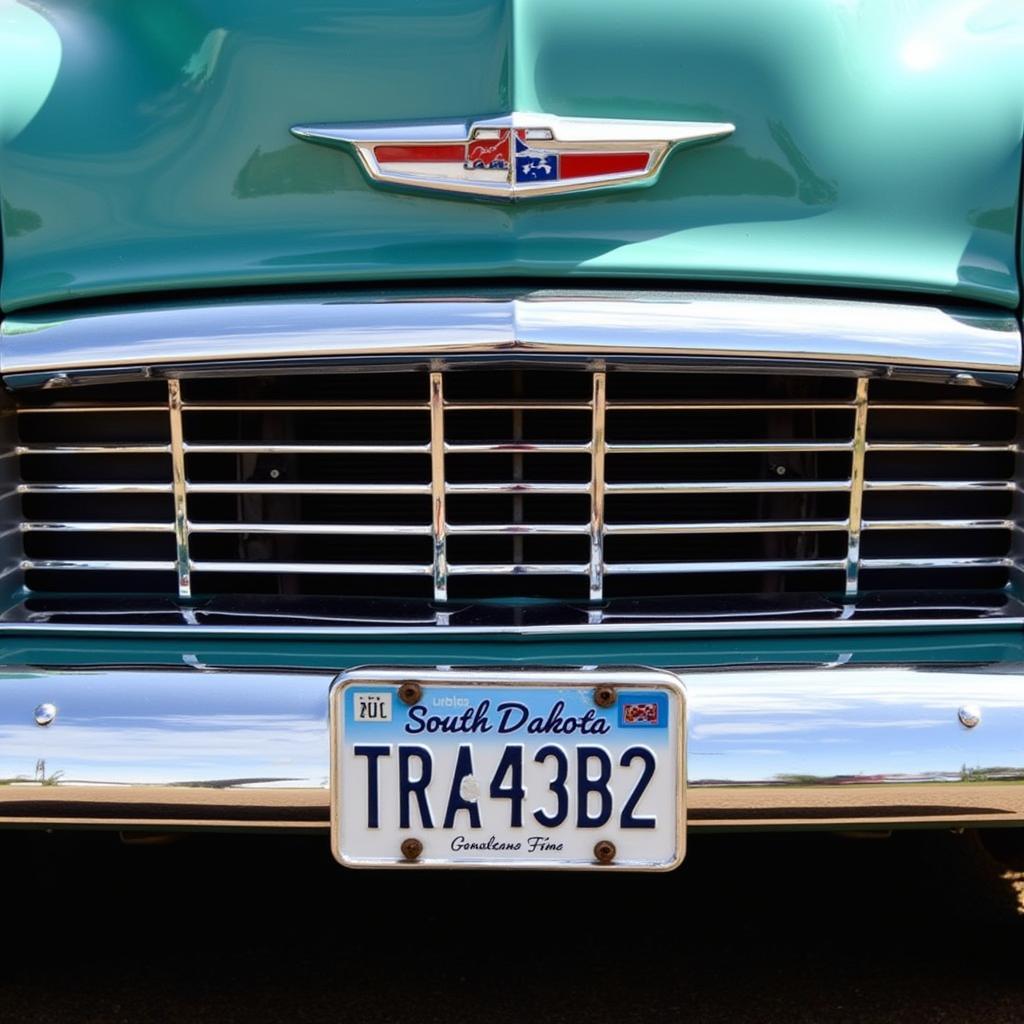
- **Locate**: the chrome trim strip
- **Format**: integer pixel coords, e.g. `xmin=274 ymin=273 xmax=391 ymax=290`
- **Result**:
xmin=1 ymin=591 xmax=1023 ymax=635
xmin=604 ymin=519 xmax=849 ymax=535
xmin=605 ymin=480 xmax=853 ymax=494
xmin=187 ymin=522 xmax=432 ymax=536
xmin=845 ymin=377 xmax=869 ymax=597
xmin=867 ymin=442 xmax=1017 ymax=452
xmin=3 ymin=292 xmax=1019 ymax=383
xmin=605 ymin=441 xmax=854 ymax=454
xmin=447 ymin=562 xmax=590 ymax=576
xmin=860 ymin=556 xmax=1012 ymax=570
xmin=445 ymin=442 xmax=590 ymax=454
xmin=189 ymin=561 xmax=433 ymax=576
xmin=184 ymin=401 xmax=431 ymax=412
xmin=864 ymin=479 xmax=1016 ymax=491
xmin=445 ymin=522 xmax=588 ymax=535
xmin=869 ymin=401 xmax=1020 ymax=410
xmin=445 ymin=481 xmax=591 ymax=495
xmin=22 ymin=558 xmax=177 ymax=572
xmin=2 ymin=664 xmax=1023 ymax=831
xmin=22 ymin=521 xmax=176 ymax=533
xmin=185 ymin=482 xmax=431 ymax=495
xmin=16 ymin=444 xmax=171 ymax=455
xmin=18 ymin=482 xmax=174 ymax=494
xmin=429 ymin=372 xmax=448 ymax=602
xmin=184 ymin=443 xmax=431 ymax=455
xmin=863 ymin=518 xmax=1014 ymax=531
xmin=167 ymin=379 xmax=191 ymax=599
xmin=609 ymin=400 xmax=858 ymax=410
xmin=605 ymin=558 xmax=846 ymax=574
xmin=16 ymin=404 xmax=168 ymax=414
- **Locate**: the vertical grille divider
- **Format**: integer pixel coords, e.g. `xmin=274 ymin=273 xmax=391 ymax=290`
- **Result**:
xmin=589 ymin=371 xmax=607 ymax=600
xmin=167 ymin=378 xmax=191 ymax=599
xmin=844 ymin=376 xmax=869 ymax=597
xmin=430 ymin=371 xmax=448 ymax=601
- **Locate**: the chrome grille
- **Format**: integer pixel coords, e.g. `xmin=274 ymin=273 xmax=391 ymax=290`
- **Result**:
xmin=14 ymin=368 xmax=1019 ymax=604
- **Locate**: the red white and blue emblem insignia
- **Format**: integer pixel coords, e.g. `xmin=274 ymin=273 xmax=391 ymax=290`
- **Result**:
xmin=291 ymin=112 xmax=734 ymax=200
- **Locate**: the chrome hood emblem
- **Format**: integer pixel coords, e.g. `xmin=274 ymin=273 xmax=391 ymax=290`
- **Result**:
xmin=291 ymin=111 xmax=734 ymax=200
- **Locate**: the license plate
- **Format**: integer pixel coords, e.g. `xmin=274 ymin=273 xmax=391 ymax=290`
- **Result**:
xmin=330 ymin=668 xmax=685 ymax=870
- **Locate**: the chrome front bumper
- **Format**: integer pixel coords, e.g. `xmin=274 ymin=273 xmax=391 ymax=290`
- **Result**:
xmin=2 ymin=663 xmax=1023 ymax=832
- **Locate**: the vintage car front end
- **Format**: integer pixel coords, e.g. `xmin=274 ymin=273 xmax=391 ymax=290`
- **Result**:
xmin=0 ymin=0 xmax=1022 ymax=869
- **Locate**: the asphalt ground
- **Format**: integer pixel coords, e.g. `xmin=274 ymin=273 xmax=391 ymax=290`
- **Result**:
xmin=0 ymin=828 xmax=1022 ymax=1023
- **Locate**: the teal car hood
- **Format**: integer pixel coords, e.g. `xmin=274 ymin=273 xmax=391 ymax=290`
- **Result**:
xmin=1 ymin=0 xmax=1023 ymax=312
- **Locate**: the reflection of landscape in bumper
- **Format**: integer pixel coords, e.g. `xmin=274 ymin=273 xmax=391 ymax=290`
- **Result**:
xmin=2 ymin=652 xmax=1023 ymax=832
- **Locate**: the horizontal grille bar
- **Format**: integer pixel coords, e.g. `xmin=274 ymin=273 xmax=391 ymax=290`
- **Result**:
xmin=606 ymin=480 xmax=853 ymax=494
xmin=605 ymin=559 xmax=847 ymax=574
xmin=862 ymin=519 xmax=1014 ymax=531
xmin=188 ymin=561 xmax=433 ymax=576
xmin=23 ymin=558 xmax=177 ymax=571
xmin=445 ymin=442 xmax=591 ymax=454
xmin=184 ymin=443 xmax=431 ymax=455
xmin=447 ymin=562 xmax=590 ymax=576
xmin=605 ymin=441 xmax=853 ymax=454
xmin=604 ymin=520 xmax=849 ymax=535
xmin=863 ymin=480 xmax=1015 ymax=492
xmin=17 ymin=444 xmax=171 ymax=455
xmin=186 ymin=482 xmax=431 ymax=495
xmin=19 ymin=482 xmax=174 ymax=494
xmin=865 ymin=442 xmax=1016 ymax=453
xmin=860 ymin=556 xmax=1013 ymax=570
xmin=23 ymin=521 xmax=175 ymax=533
xmin=445 ymin=522 xmax=589 ymax=535
xmin=187 ymin=521 xmax=432 ymax=536
xmin=445 ymin=482 xmax=591 ymax=494
xmin=183 ymin=401 xmax=431 ymax=412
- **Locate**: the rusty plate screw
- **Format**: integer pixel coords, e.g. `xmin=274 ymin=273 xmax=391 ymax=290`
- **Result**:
xmin=401 ymin=837 xmax=423 ymax=862
xmin=593 ymin=686 xmax=616 ymax=708
xmin=594 ymin=840 xmax=616 ymax=865
xmin=398 ymin=681 xmax=423 ymax=706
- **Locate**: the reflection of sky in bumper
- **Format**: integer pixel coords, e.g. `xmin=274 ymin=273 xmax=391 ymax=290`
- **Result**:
xmin=3 ymin=666 xmax=1024 ymax=794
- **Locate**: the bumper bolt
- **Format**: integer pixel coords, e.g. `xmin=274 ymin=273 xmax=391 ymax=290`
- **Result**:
xmin=958 ymin=704 xmax=981 ymax=729
xmin=594 ymin=686 xmax=616 ymax=709
xmin=594 ymin=840 xmax=616 ymax=864
xmin=398 ymin=682 xmax=422 ymax=706
xmin=33 ymin=703 xmax=57 ymax=727
xmin=401 ymin=837 xmax=423 ymax=861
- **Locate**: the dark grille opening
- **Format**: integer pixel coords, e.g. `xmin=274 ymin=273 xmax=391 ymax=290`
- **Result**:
xmin=606 ymin=531 xmax=848 ymax=562
xmin=606 ymin=491 xmax=852 ymax=522
xmin=605 ymin=452 xmax=853 ymax=483
xmin=13 ymin=368 xmax=1020 ymax=608
xmin=445 ymin=453 xmax=591 ymax=484
xmin=24 ymin=569 xmax=177 ymax=595
xmin=607 ymin=372 xmax=858 ymax=401
xmin=860 ymin=529 xmax=1011 ymax=559
xmin=602 ymin=570 xmax=847 ymax=598
xmin=189 ymin=531 xmax=432 ymax=565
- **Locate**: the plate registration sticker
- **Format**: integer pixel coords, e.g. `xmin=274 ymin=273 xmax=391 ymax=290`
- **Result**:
xmin=331 ymin=669 xmax=685 ymax=870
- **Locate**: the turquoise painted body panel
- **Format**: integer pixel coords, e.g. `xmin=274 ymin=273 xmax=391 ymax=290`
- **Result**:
xmin=1 ymin=0 xmax=1022 ymax=312
xmin=2 ymin=630 xmax=1022 ymax=672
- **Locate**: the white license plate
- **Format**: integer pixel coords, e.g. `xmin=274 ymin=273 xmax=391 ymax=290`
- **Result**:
xmin=330 ymin=668 xmax=685 ymax=870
